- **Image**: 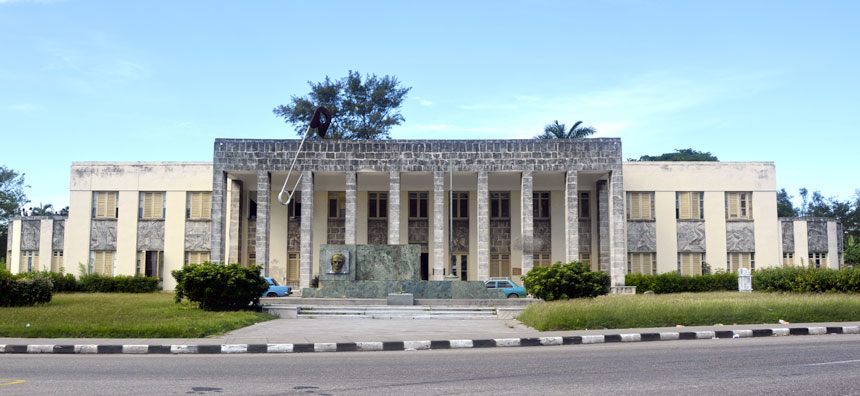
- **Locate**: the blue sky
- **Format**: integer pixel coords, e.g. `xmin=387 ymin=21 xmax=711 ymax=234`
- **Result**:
xmin=1 ymin=0 xmax=857 ymax=209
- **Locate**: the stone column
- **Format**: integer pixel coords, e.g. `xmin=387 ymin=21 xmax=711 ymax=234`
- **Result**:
xmin=300 ymin=171 xmax=314 ymax=289
xmin=388 ymin=170 xmax=401 ymax=245
xmin=432 ymin=171 xmax=445 ymax=280
xmin=210 ymin=170 xmax=227 ymax=263
xmin=598 ymin=180 xmax=609 ymax=273
xmin=256 ymin=170 xmax=271 ymax=276
xmin=477 ymin=170 xmax=490 ymax=280
xmin=609 ymin=169 xmax=627 ymax=287
xmin=520 ymin=171 xmax=534 ymax=276
xmin=228 ymin=179 xmax=242 ymax=265
xmin=344 ymin=171 xmax=357 ymax=245
xmin=564 ymin=171 xmax=579 ymax=262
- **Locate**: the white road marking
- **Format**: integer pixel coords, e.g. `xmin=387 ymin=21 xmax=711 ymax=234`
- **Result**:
xmin=804 ymin=359 xmax=860 ymax=366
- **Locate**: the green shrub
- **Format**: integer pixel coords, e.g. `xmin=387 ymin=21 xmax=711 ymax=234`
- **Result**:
xmin=20 ymin=271 xmax=79 ymax=292
xmin=172 ymin=262 xmax=269 ymax=311
xmin=626 ymin=272 xmax=738 ymax=294
xmin=753 ymin=266 xmax=860 ymax=293
xmin=77 ymin=273 xmax=159 ymax=293
xmin=0 ymin=269 xmax=53 ymax=306
xmin=522 ymin=261 xmax=609 ymax=301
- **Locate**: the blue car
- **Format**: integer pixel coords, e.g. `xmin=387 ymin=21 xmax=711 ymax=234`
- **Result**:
xmin=484 ymin=278 xmax=527 ymax=298
xmin=263 ymin=277 xmax=292 ymax=297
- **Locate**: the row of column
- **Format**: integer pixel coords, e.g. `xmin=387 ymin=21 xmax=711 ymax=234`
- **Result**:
xmin=212 ymin=169 xmax=626 ymax=288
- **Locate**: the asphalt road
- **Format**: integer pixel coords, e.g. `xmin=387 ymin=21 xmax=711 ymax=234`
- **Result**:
xmin=3 ymin=335 xmax=860 ymax=396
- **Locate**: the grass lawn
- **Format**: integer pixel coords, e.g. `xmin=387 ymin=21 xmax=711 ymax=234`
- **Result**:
xmin=518 ymin=292 xmax=860 ymax=331
xmin=0 ymin=293 xmax=275 ymax=338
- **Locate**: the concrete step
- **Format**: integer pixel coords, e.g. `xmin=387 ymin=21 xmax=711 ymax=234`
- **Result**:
xmin=297 ymin=314 xmax=500 ymax=320
xmin=259 ymin=297 xmax=538 ymax=307
xmin=296 ymin=306 xmax=497 ymax=313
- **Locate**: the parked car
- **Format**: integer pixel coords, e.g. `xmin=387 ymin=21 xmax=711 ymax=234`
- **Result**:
xmin=484 ymin=278 xmax=527 ymax=298
xmin=263 ymin=277 xmax=292 ymax=297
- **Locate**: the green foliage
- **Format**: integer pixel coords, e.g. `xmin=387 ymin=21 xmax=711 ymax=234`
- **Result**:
xmin=77 ymin=273 xmax=159 ymax=293
xmin=0 ymin=165 xmax=29 ymax=257
xmin=172 ymin=262 xmax=269 ymax=311
xmin=631 ymin=148 xmax=718 ymax=162
xmin=19 ymin=271 xmax=79 ymax=292
xmin=534 ymin=120 xmax=596 ymax=139
xmin=752 ymin=266 xmax=860 ymax=293
xmin=777 ymin=188 xmax=798 ymax=217
xmin=0 ymin=269 xmax=53 ymax=306
xmin=626 ymin=272 xmax=738 ymax=294
xmin=522 ymin=261 xmax=609 ymax=301
xmin=273 ymin=70 xmax=411 ymax=140
xmin=846 ymin=236 xmax=860 ymax=265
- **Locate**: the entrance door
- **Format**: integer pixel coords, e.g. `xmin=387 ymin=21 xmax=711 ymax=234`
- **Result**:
xmin=144 ymin=251 xmax=163 ymax=280
xmin=420 ymin=253 xmax=429 ymax=280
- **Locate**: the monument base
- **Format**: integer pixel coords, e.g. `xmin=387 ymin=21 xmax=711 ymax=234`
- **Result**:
xmin=302 ymin=280 xmax=506 ymax=299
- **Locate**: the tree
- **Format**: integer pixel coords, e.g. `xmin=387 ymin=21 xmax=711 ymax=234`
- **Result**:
xmin=0 ymin=166 xmax=29 ymax=261
xmin=534 ymin=120 xmax=596 ymax=139
xmin=31 ymin=203 xmax=54 ymax=216
xmin=777 ymin=188 xmax=798 ymax=217
xmin=632 ymin=148 xmax=718 ymax=162
xmin=273 ymin=71 xmax=411 ymax=140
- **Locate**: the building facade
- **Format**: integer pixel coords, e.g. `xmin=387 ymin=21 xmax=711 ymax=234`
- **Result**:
xmin=5 ymin=139 xmax=845 ymax=290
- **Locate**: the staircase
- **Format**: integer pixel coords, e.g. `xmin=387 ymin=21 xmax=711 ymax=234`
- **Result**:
xmin=269 ymin=305 xmax=500 ymax=320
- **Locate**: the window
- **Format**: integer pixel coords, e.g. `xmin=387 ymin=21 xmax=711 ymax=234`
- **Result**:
xmin=451 ymin=192 xmax=469 ymax=219
xmin=726 ymin=192 xmax=752 ymax=220
xmin=408 ymin=192 xmax=429 ymax=219
xmin=186 ymin=192 xmax=211 ymax=219
xmin=490 ymin=192 xmax=509 ymax=219
xmin=184 ymin=251 xmax=210 ymax=266
xmin=728 ymin=252 xmax=755 ymax=272
xmin=489 ymin=254 xmax=510 ymax=278
xmin=92 ymin=191 xmax=118 ymax=219
xmin=248 ymin=192 xmax=257 ymax=220
xmin=90 ymin=251 xmax=116 ymax=276
xmin=580 ymin=192 xmax=590 ymax=219
xmin=328 ymin=192 xmax=345 ymax=219
xmin=678 ymin=253 xmax=704 ymax=276
xmin=136 ymin=251 xmax=163 ymax=280
xmin=782 ymin=252 xmax=794 ymax=267
xmin=533 ymin=252 xmax=552 ymax=267
xmin=139 ymin=192 xmax=165 ymax=219
xmin=579 ymin=252 xmax=592 ymax=269
xmin=533 ymin=192 xmax=550 ymax=219
xmin=288 ymin=195 xmax=301 ymax=219
xmin=21 ymin=250 xmax=38 ymax=273
xmin=809 ymin=252 xmax=828 ymax=269
xmin=368 ymin=192 xmax=388 ymax=219
xmin=51 ymin=250 xmax=63 ymax=272
xmin=627 ymin=192 xmax=654 ymax=220
xmin=628 ymin=252 xmax=656 ymax=275
xmin=676 ymin=192 xmax=703 ymax=220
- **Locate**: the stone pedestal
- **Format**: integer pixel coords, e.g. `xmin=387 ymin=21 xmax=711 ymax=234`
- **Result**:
xmin=387 ymin=293 xmax=414 ymax=306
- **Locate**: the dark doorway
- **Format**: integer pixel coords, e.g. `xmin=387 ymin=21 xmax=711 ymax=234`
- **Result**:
xmin=145 ymin=251 xmax=161 ymax=279
xmin=420 ymin=253 xmax=429 ymax=280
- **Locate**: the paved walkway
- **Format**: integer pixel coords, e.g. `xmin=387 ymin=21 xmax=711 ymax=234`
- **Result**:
xmin=3 ymin=319 xmax=859 ymax=346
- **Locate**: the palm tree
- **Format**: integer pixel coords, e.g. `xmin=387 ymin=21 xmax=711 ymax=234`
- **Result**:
xmin=31 ymin=203 xmax=54 ymax=216
xmin=535 ymin=120 xmax=596 ymax=139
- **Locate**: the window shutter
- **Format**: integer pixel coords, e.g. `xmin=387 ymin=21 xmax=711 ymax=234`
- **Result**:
xmin=630 ymin=193 xmax=641 ymax=219
xmin=190 ymin=193 xmax=201 ymax=219
xmin=107 ymin=193 xmax=117 ymax=218
xmin=692 ymin=254 xmax=702 ymax=275
xmin=143 ymin=193 xmax=153 ymax=219
xmin=741 ymin=253 xmax=750 ymax=270
xmin=679 ymin=192 xmax=691 ymax=219
xmin=153 ymin=193 xmax=164 ymax=219
xmin=202 ymin=193 xmax=211 ymax=219
xmin=691 ymin=192 xmax=701 ymax=219
xmin=641 ymin=193 xmax=651 ymax=219
xmin=97 ymin=193 xmax=107 ymax=218
xmin=681 ymin=254 xmax=690 ymax=275
xmin=728 ymin=193 xmax=739 ymax=219
xmin=650 ymin=253 xmax=657 ymax=275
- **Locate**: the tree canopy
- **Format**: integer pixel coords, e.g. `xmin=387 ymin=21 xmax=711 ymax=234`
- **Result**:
xmin=631 ymin=148 xmax=718 ymax=162
xmin=0 ymin=165 xmax=29 ymax=262
xmin=534 ymin=120 xmax=596 ymax=139
xmin=273 ymin=71 xmax=411 ymax=140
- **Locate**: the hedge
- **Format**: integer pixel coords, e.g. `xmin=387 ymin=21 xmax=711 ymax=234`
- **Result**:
xmin=172 ymin=262 xmax=269 ymax=311
xmin=625 ymin=272 xmax=738 ymax=294
xmin=0 ymin=269 xmax=53 ymax=306
xmin=522 ymin=261 xmax=609 ymax=301
xmin=16 ymin=271 xmax=159 ymax=293
xmin=753 ymin=266 xmax=860 ymax=293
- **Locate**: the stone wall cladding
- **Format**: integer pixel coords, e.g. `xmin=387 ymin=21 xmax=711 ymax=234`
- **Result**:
xmin=408 ymin=219 xmax=429 ymax=253
xmin=837 ymin=223 xmax=843 ymax=252
xmin=677 ymin=221 xmax=706 ymax=252
xmin=597 ymin=181 xmax=609 ymax=272
xmin=6 ymin=222 xmax=12 ymax=251
xmin=578 ymin=220 xmax=591 ymax=253
xmin=388 ymin=171 xmax=400 ymax=244
xmin=256 ymin=170 xmax=271 ymax=272
xmin=136 ymin=220 xmax=165 ymax=251
xmin=287 ymin=220 xmax=300 ymax=251
xmin=534 ymin=220 xmax=551 ymax=252
xmin=782 ymin=221 xmax=794 ymax=252
xmin=627 ymin=221 xmax=656 ymax=252
xmin=52 ymin=220 xmax=64 ymax=250
xmin=807 ymin=221 xmax=828 ymax=252
xmin=490 ymin=220 xmax=511 ymax=253
xmin=452 ymin=219 xmax=469 ymax=252
xmin=185 ymin=220 xmax=211 ymax=251
xmin=327 ymin=219 xmax=345 ymax=244
xmin=90 ymin=220 xmax=117 ymax=250
xmin=726 ymin=221 xmax=755 ymax=252
xmin=367 ymin=219 xmax=388 ymax=245
xmin=21 ymin=220 xmax=40 ymax=250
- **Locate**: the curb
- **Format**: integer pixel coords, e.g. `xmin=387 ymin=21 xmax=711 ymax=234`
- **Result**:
xmin=2 ymin=326 xmax=857 ymax=355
